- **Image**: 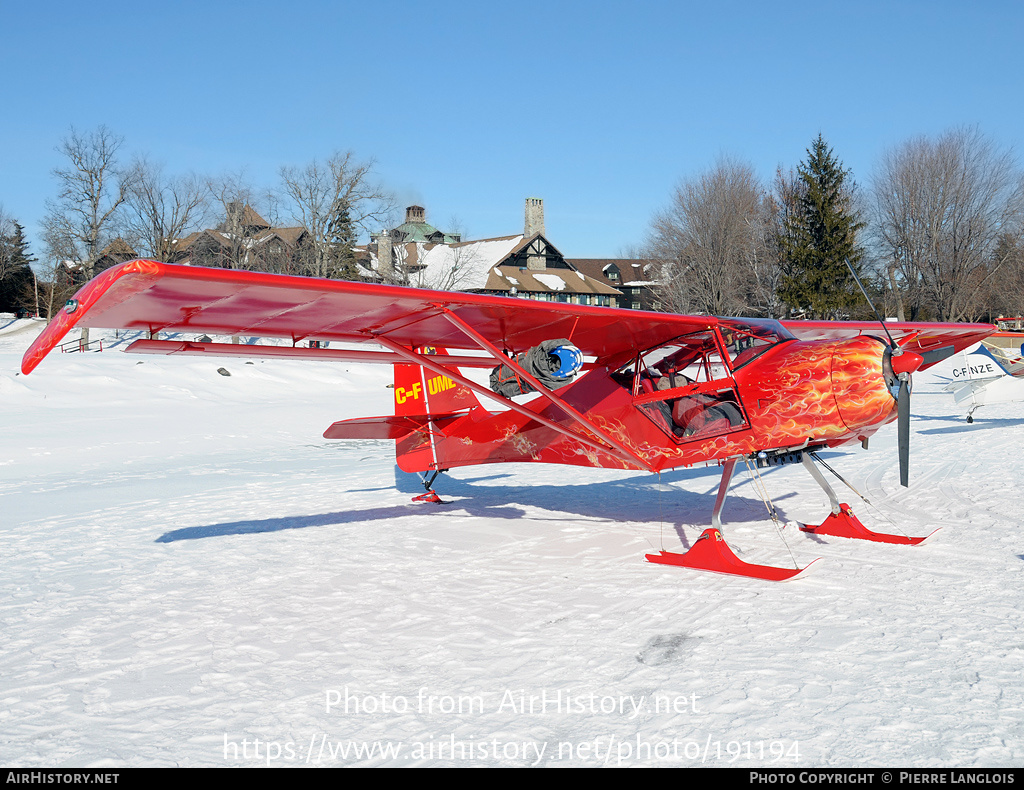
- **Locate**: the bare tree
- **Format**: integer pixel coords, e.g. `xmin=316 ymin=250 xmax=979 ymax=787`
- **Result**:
xmin=32 ymin=258 xmax=77 ymax=320
xmin=123 ymin=158 xmax=209 ymax=262
xmin=406 ymin=217 xmax=484 ymax=291
xmin=0 ymin=206 xmax=16 ymax=286
xmin=871 ymin=127 xmax=1024 ymax=321
xmin=279 ymin=152 xmax=395 ymax=279
xmin=203 ymin=172 xmax=260 ymax=270
xmin=42 ymin=126 xmax=133 ymax=276
xmin=41 ymin=126 xmax=135 ymax=345
xmin=749 ymin=177 xmax=791 ymax=318
xmin=977 ymin=234 xmax=1024 ymax=320
xmin=646 ymin=157 xmax=771 ymax=315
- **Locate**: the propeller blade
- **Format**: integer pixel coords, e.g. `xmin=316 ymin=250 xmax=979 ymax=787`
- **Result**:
xmin=898 ymin=376 xmax=910 ymax=487
xmin=845 ymin=258 xmax=898 ymax=349
xmin=845 ymin=257 xmax=921 ymax=489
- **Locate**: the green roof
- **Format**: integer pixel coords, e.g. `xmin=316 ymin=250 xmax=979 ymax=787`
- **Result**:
xmin=392 ymin=220 xmax=459 ymax=244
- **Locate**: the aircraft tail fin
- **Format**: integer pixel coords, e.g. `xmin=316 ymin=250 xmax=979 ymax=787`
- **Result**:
xmin=391 ymin=346 xmax=488 ymax=475
xmin=977 ymin=340 xmax=1024 ymax=378
xmin=392 ymin=347 xmax=482 ymax=417
xmin=948 ymin=345 xmax=1010 ymax=383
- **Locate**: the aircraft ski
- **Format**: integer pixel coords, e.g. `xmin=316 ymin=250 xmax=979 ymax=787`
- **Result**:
xmin=800 ymin=505 xmax=940 ymax=545
xmin=646 ymin=529 xmax=821 ymax=582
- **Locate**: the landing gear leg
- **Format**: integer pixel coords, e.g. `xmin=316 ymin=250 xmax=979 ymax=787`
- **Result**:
xmin=710 ymin=457 xmax=736 ymax=530
xmin=413 ymin=469 xmax=449 ymax=504
xmin=798 ymin=452 xmax=938 ymax=545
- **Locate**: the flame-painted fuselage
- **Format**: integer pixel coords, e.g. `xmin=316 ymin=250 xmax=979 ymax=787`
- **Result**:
xmin=394 ymin=335 xmax=896 ymax=475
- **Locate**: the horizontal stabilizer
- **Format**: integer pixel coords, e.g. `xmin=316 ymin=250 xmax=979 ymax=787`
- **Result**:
xmin=324 ymin=416 xmax=430 ymax=440
xmin=324 ymin=414 xmax=462 ymax=440
xmin=946 ymin=377 xmax=1001 ymax=404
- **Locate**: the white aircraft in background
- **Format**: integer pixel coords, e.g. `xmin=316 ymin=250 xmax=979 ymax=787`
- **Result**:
xmin=944 ymin=337 xmax=1024 ymax=422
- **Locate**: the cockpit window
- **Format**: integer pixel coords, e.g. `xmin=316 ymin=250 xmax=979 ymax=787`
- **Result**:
xmin=639 ymin=331 xmax=728 ymax=385
xmin=718 ymin=319 xmax=794 ymax=370
xmin=629 ymin=330 xmax=749 ymax=442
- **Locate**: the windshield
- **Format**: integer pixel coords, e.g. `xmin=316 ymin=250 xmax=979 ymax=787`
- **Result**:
xmin=639 ymin=331 xmax=728 ymax=385
xmin=718 ymin=319 xmax=794 ymax=370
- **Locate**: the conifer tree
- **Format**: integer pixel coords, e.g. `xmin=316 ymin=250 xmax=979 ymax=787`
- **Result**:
xmin=0 ymin=220 xmax=36 ymax=313
xmin=777 ymin=135 xmax=865 ymax=318
xmin=327 ymin=198 xmax=360 ymax=279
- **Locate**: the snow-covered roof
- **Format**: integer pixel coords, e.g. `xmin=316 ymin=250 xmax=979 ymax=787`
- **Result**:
xmin=481 ymin=265 xmax=620 ymax=295
xmin=411 ymin=236 xmax=524 ymax=290
xmin=532 ymin=273 xmax=567 ymax=292
xmin=568 ymin=258 xmax=661 ymax=289
xmin=362 ymin=236 xmax=525 ymax=290
xmin=364 ymin=234 xmax=622 ymax=296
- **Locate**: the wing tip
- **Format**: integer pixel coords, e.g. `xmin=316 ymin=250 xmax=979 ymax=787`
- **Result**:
xmin=18 ymin=260 xmax=165 ymax=375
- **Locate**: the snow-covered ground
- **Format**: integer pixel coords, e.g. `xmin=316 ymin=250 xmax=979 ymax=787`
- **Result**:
xmin=2 ymin=318 xmax=1023 ymax=767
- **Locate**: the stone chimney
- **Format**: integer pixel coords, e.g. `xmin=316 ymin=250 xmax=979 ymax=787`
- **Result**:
xmin=377 ymin=234 xmax=393 ymax=279
xmin=525 ymin=198 xmax=546 ymax=270
xmin=225 ymin=201 xmax=243 ymax=235
xmin=405 ymin=205 xmax=425 ymax=224
xmin=524 ymin=197 xmax=544 ymax=237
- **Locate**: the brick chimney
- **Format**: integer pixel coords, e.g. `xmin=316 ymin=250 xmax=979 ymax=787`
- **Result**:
xmin=405 ymin=205 xmax=425 ymax=224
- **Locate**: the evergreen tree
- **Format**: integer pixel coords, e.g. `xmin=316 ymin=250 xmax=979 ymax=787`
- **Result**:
xmin=0 ymin=220 xmax=37 ymax=314
xmin=326 ymin=198 xmax=360 ymax=279
xmin=777 ymin=135 xmax=865 ymax=318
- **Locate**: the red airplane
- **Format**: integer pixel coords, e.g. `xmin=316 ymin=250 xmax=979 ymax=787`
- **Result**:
xmin=22 ymin=260 xmax=994 ymax=581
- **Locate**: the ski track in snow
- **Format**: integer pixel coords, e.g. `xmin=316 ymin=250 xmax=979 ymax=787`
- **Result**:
xmin=1 ymin=321 xmax=1023 ymax=767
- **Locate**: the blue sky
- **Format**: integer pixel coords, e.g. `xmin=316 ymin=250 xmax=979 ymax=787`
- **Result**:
xmin=2 ymin=0 xmax=1023 ymax=259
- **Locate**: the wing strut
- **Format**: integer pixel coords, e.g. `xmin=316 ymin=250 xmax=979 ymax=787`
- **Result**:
xmin=433 ymin=308 xmax=657 ymax=473
xmin=370 ymin=333 xmax=654 ymax=472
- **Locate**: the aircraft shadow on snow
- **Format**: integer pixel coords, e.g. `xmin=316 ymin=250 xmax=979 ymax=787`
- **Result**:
xmin=911 ymin=414 xmax=1024 ymax=436
xmin=155 ymin=462 xmax=800 ymax=546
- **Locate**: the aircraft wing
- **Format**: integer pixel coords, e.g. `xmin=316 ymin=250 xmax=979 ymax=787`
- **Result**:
xmin=24 ymin=261 xmax=996 ymax=376
xmin=781 ymin=320 xmax=995 ymax=370
xmin=22 ymin=260 xmax=719 ymax=374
